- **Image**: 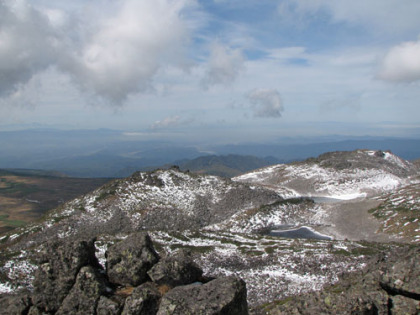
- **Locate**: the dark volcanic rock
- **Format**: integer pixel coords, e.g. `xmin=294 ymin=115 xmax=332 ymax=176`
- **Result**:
xmin=106 ymin=232 xmax=160 ymax=286
xmin=147 ymin=250 xmax=203 ymax=287
xmin=121 ymin=282 xmax=162 ymax=315
xmin=56 ymin=266 xmax=109 ymax=315
xmin=31 ymin=238 xmax=99 ymax=313
xmin=157 ymin=276 xmax=248 ymax=315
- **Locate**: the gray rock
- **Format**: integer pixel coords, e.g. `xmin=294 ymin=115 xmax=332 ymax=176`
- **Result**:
xmin=27 ymin=306 xmax=49 ymax=315
xmin=121 ymin=282 xmax=162 ymax=315
xmin=157 ymin=276 xmax=248 ymax=315
xmin=380 ymin=246 xmax=420 ymax=298
xmin=56 ymin=265 xmax=109 ymax=315
xmin=96 ymin=296 xmax=123 ymax=315
xmin=106 ymin=232 xmax=160 ymax=286
xmin=0 ymin=294 xmax=31 ymax=315
xmin=31 ymin=238 xmax=99 ymax=313
xmin=390 ymin=295 xmax=420 ymax=315
xmin=147 ymin=250 xmax=203 ymax=287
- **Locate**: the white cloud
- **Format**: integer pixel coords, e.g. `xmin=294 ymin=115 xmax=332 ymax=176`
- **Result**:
xmin=201 ymin=42 xmax=245 ymax=88
xmin=246 ymin=88 xmax=284 ymax=118
xmin=0 ymin=0 xmax=195 ymax=105
xmin=0 ymin=1 xmax=57 ymax=97
xmin=377 ymin=38 xmax=420 ymax=82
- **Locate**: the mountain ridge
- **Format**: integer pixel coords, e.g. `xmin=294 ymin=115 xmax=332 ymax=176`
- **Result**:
xmin=0 ymin=149 xmax=419 ymax=313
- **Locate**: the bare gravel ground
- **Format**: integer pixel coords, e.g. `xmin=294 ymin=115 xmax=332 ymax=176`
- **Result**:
xmin=315 ymin=198 xmax=403 ymax=243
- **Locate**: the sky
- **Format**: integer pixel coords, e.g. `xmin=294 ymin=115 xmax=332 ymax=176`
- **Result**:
xmin=1 ymin=0 xmax=420 ymax=144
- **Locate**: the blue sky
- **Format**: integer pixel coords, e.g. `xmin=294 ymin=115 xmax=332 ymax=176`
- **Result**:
xmin=1 ymin=0 xmax=420 ymax=144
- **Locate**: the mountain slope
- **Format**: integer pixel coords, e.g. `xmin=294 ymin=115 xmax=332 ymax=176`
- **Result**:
xmin=370 ymin=183 xmax=420 ymax=242
xmin=0 ymin=149 xmax=419 ymax=312
xmin=0 ymin=169 xmax=110 ymax=235
xmin=3 ymin=167 xmax=281 ymax=248
xmin=234 ymin=150 xmax=418 ymax=199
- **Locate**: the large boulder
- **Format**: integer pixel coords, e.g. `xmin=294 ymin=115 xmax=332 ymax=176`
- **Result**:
xmin=56 ymin=266 xmax=109 ymax=315
xmin=121 ymin=282 xmax=162 ymax=315
xmin=106 ymin=232 xmax=160 ymax=286
xmin=31 ymin=238 xmax=99 ymax=313
xmin=147 ymin=250 xmax=203 ymax=287
xmin=157 ymin=276 xmax=248 ymax=315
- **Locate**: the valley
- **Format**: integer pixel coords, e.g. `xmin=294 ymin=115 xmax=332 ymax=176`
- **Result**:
xmin=0 ymin=169 xmax=110 ymax=235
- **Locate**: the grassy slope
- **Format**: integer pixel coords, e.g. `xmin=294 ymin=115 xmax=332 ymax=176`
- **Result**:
xmin=0 ymin=169 xmax=110 ymax=234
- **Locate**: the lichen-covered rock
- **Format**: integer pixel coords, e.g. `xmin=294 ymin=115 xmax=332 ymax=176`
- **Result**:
xmin=0 ymin=294 xmax=32 ymax=315
xmin=106 ymin=232 xmax=160 ymax=286
xmin=379 ymin=246 xmax=420 ymax=298
xmin=121 ymin=282 xmax=162 ymax=315
xmin=157 ymin=276 xmax=248 ymax=315
xmin=390 ymin=295 xmax=420 ymax=314
xmin=147 ymin=250 xmax=203 ymax=287
xmin=56 ymin=266 xmax=109 ymax=315
xmin=31 ymin=238 xmax=99 ymax=313
xmin=96 ymin=296 xmax=123 ymax=315
xmin=27 ymin=306 xmax=48 ymax=315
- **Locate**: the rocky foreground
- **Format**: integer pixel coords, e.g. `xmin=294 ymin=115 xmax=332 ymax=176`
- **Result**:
xmin=1 ymin=232 xmax=418 ymax=315
xmin=0 ymin=233 xmax=248 ymax=315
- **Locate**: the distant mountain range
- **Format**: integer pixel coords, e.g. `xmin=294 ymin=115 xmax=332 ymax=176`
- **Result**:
xmin=1 ymin=129 xmax=420 ymax=177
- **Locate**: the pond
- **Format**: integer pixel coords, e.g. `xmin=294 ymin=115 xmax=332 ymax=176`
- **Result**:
xmin=269 ymin=225 xmax=332 ymax=241
xmin=311 ymin=196 xmax=342 ymax=204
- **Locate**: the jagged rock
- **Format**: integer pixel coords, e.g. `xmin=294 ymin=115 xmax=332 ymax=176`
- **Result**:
xmin=379 ymin=246 xmax=420 ymax=298
xmin=56 ymin=266 xmax=109 ymax=315
xmin=147 ymin=250 xmax=203 ymax=287
xmin=157 ymin=276 xmax=248 ymax=315
xmin=31 ymin=238 xmax=99 ymax=313
xmin=96 ymin=296 xmax=123 ymax=315
xmin=106 ymin=232 xmax=160 ymax=286
xmin=121 ymin=282 xmax=162 ymax=315
xmin=0 ymin=294 xmax=32 ymax=315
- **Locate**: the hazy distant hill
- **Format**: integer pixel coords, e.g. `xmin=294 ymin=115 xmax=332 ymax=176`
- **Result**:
xmin=1 ymin=129 xmax=420 ymax=177
xmin=175 ymin=154 xmax=278 ymax=178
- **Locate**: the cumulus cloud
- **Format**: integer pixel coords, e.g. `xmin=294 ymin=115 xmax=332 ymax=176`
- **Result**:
xmin=201 ymin=42 xmax=245 ymax=88
xmin=377 ymin=38 xmax=420 ymax=82
xmin=0 ymin=1 xmax=58 ymax=96
xmin=0 ymin=0 xmax=193 ymax=105
xmin=246 ymin=88 xmax=284 ymax=118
